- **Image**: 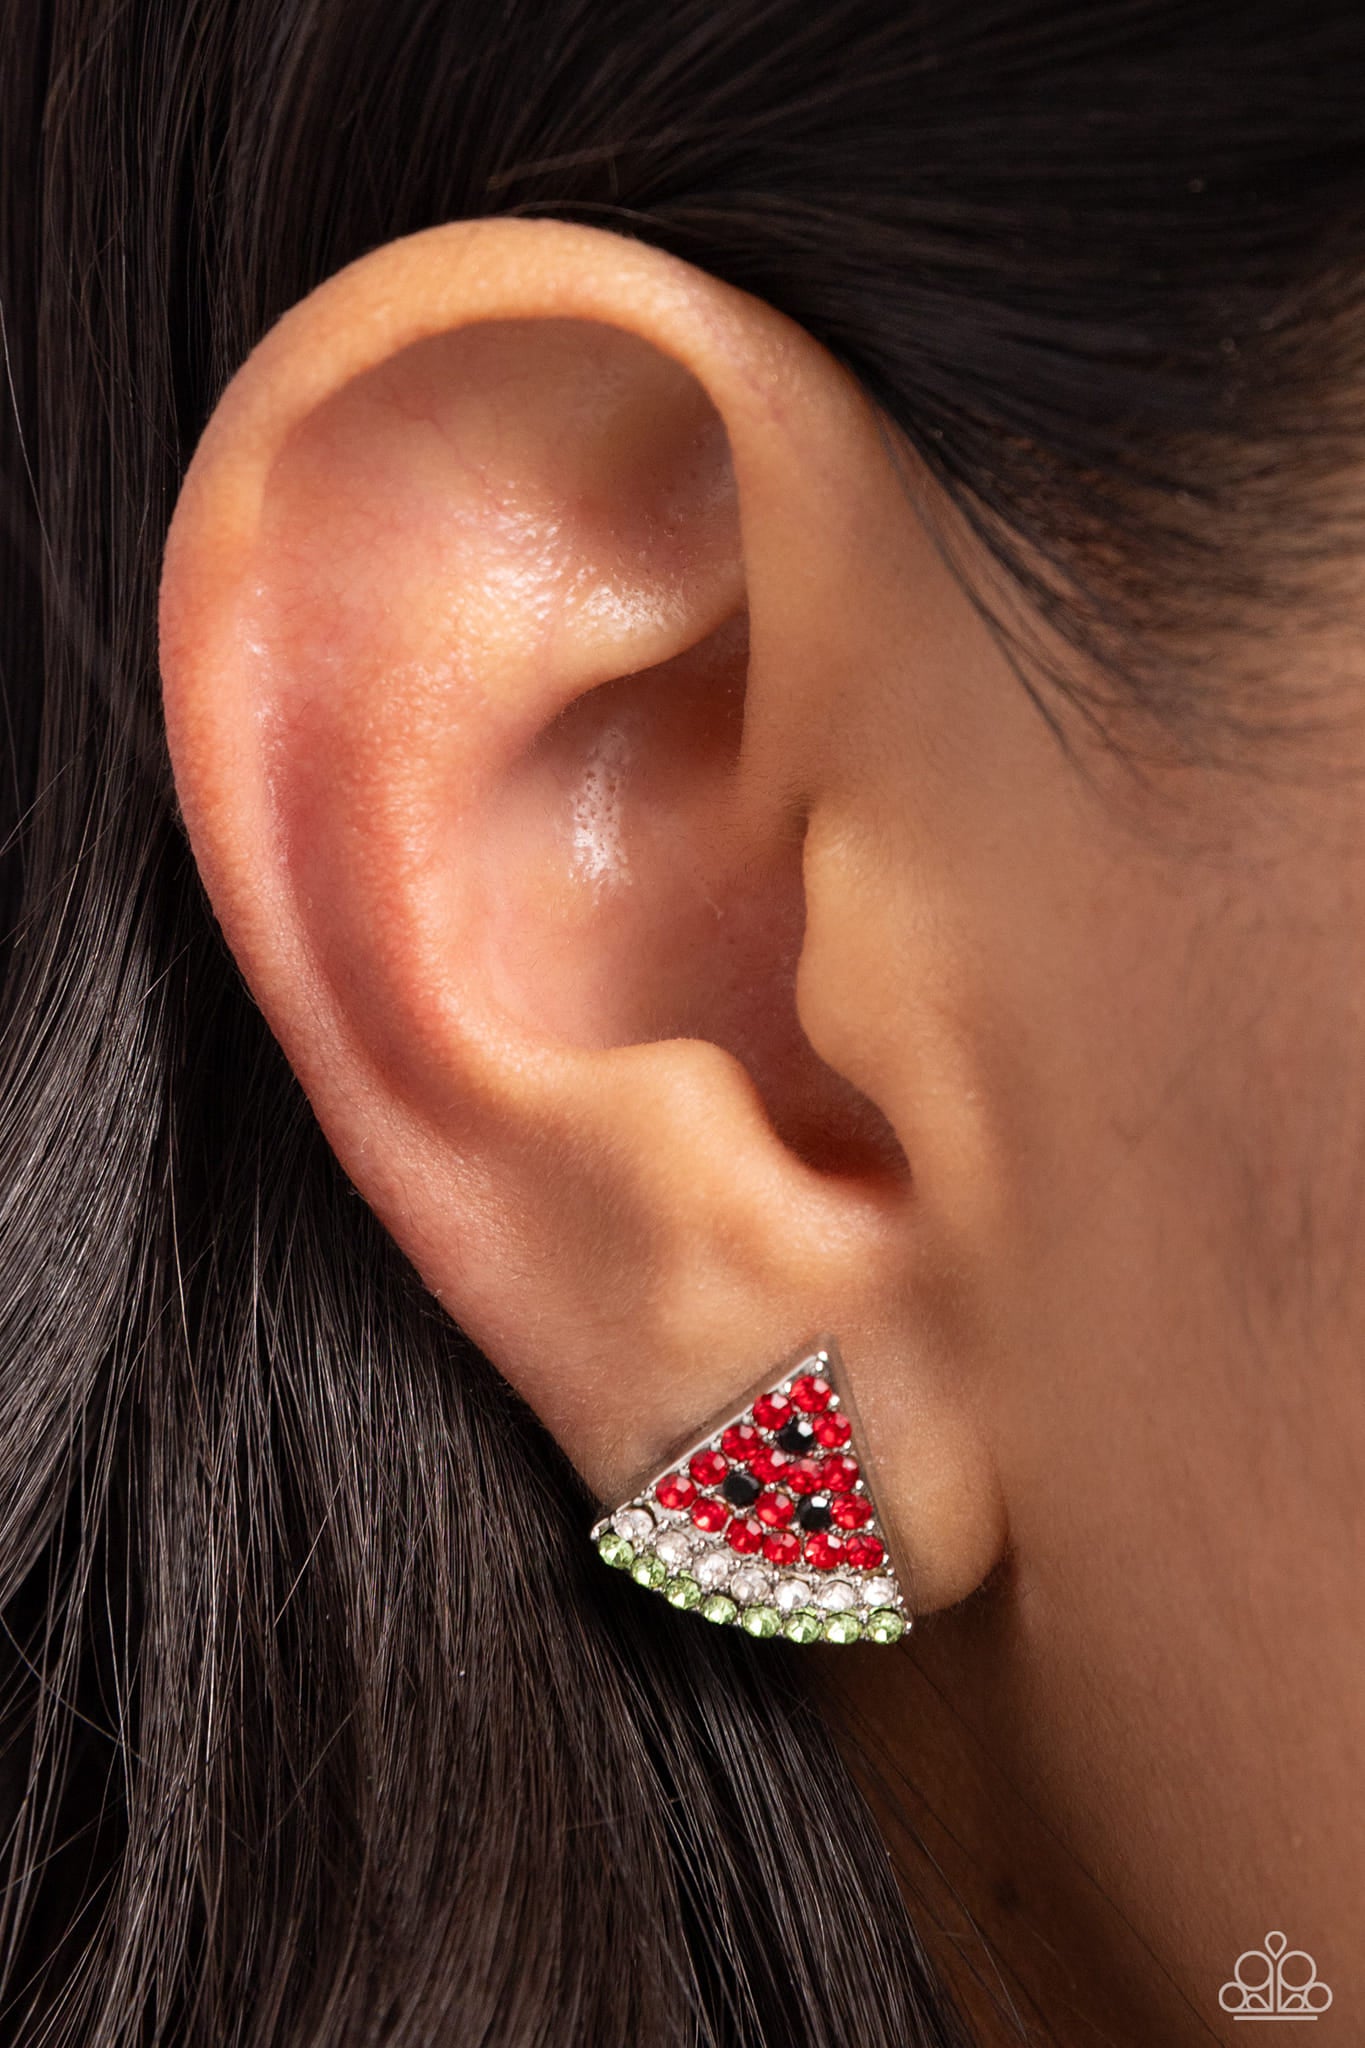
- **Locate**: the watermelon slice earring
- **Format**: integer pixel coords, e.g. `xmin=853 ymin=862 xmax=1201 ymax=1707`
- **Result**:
xmin=591 ymin=1336 xmax=910 ymax=1646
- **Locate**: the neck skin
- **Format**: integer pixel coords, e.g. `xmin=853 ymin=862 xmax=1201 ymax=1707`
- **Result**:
xmin=826 ymin=1581 xmax=1353 ymax=2048
xmin=826 ymin=1620 xmax=1209 ymax=2047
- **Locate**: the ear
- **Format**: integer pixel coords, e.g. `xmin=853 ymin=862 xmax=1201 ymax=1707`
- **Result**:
xmin=159 ymin=218 xmax=1007 ymax=1612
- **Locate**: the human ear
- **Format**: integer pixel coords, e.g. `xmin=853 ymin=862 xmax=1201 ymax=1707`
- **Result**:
xmin=158 ymin=218 xmax=1007 ymax=1613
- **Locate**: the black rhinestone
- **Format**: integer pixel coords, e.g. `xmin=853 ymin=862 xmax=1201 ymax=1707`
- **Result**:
xmin=721 ymin=1470 xmax=761 ymax=1510
xmin=797 ymin=1494 xmax=832 ymax=1533
xmin=776 ymin=1417 xmax=817 ymax=1456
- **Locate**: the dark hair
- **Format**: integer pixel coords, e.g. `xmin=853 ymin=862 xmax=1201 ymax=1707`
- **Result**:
xmin=1 ymin=2 xmax=1361 ymax=2041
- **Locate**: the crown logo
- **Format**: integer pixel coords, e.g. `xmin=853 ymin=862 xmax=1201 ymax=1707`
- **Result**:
xmin=1219 ymin=1931 xmax=1333 ymax=2021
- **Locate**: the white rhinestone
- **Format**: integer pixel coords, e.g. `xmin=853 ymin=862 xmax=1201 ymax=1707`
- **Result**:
xmin=654 ymin=1527 xmax=696 ymax=1568
xmin=694 ymin=1549 xmax=734 ymax=1590
xmin=774 ymin=1576 xmax=815 ymax=1613
xmin=816 ymin=1579 xmax=859 ymax=1613
xmin=612 ymin=1506 xmax=656 ymax=1544
xmin=861 ymin=1575 xmax=898 ymax=1610
xmin=729 ymin=1567 xmax=772 ymax=1606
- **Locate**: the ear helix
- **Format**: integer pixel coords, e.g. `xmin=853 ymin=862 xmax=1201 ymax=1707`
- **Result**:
xmin=592 ymin=1337 xmax=910 ymax=1646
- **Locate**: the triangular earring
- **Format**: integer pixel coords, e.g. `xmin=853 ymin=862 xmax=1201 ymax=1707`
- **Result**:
xmin=591 ymin=1336 xmax=910 ymax=1646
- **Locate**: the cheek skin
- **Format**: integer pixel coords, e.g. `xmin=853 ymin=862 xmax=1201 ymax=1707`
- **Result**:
xmin=810 ymin=592 xmax=1365 ymax=2029
xmin=988 ymin=881 xmax=1365 ymax=2036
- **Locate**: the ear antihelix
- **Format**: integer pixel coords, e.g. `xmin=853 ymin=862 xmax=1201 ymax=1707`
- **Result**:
xmin=592 ymin=1336 xmax=910 ymax=1647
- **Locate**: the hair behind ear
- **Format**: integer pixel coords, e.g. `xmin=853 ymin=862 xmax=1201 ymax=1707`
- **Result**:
xmin=0 ymin=10 xmax=971 ymax=2042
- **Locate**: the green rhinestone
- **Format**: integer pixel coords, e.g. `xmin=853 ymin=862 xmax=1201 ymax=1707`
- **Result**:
xmin=865 ymin=1606 xmax=905 ymax=1645
xmin=741 ymin=1604 xmax=781 ymax=1640
xmin=782 ymin=1608 xmax=823 ymax=1646
xmin=631 ymin=1553 xmax=668 ymax=1590
xmin=597 ymin=1531 xmax=634 ymax=1571
xmin=666 ymin=1573 xmax=701 ymax=1610
xmin=823 ymin=1611 xmax=863 ymax=1646
xmin=700 ymin=1593 xmax=738 ymax=1626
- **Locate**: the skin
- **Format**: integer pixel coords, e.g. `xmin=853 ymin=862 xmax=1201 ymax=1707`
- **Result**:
xmin=159 ymin=219 xmax=1363 ymax=2045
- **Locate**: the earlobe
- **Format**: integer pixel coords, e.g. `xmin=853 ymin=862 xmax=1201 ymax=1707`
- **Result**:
xmin=160 ymin=217 xmax=1009 ymax=1617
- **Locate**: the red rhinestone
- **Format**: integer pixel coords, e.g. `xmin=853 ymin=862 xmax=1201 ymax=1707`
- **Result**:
xmin=691 ymin=1495 xmax=730 ymax=1533
xmin=762 ymin=1529 xmax=802 ymax=1566
xmin=804 ymin=1530 xmax=846 ymax=1571
xmin=752 ymin=1391 xmax=793 ymax=1431
xmin=820 ymin=1455 xmax=860 ymax=1494
xmin=812 ymin=1411 xmax=851 ymax=1449
xmin=654 ymin=1470 xmax=697 ymax=1511
xmin=846 ymin=1533 xmax=886 ymax=1570
xmin=727 ymin=1515 xmax=765 ymax=1555
xmin=750 ymin=1444 xmax=791 ymax=1485
xmin=790 ymin=1373 xmax=833 ymax=1413
xmin=830 ymin=1494 xmax=874 ymax=1530
xmin=720 ymin=1422 xmax=761 ymax=1463
xmin=755 ymin=1489 xmax=795 ymax=1529
xmin=689 ymin=1449 xmax=729 ymax=1488
xmin=784 ymin=1458 xmax=824 ymax=1496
